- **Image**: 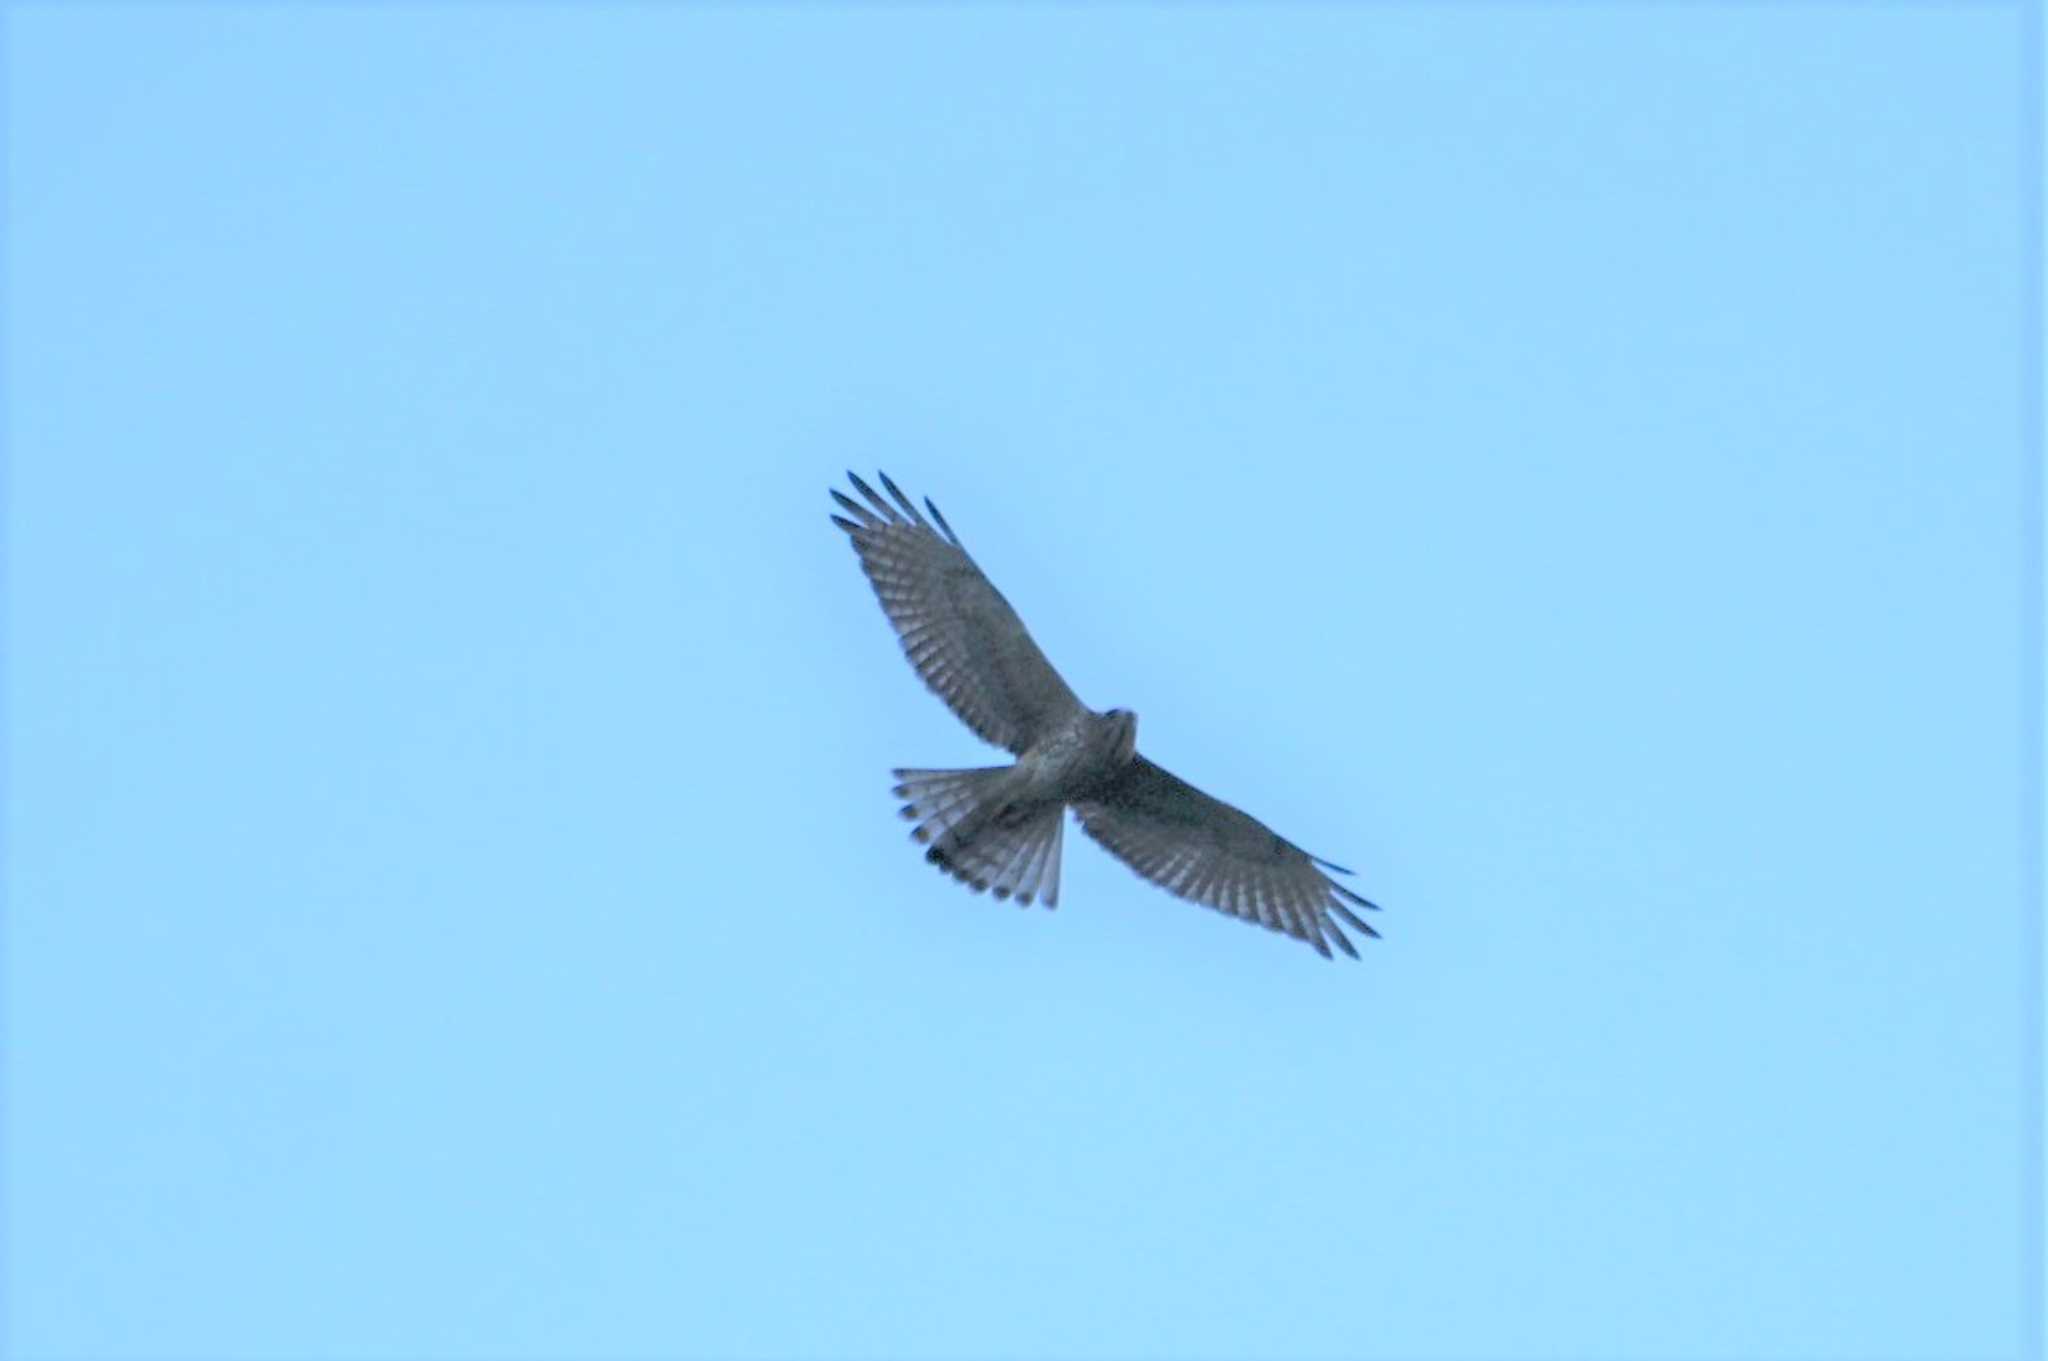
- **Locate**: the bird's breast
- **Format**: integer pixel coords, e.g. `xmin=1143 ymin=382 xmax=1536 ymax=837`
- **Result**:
xmin=1016 ymin=713 xmax=1126 ymax=801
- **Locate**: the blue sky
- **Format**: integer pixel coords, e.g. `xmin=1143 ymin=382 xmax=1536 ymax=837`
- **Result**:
xmin=4 ymin=5 xmax=2036 ymax=1359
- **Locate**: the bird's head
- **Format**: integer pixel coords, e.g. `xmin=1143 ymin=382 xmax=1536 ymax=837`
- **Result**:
xmin=1104 ymin=707 xmax=1139 ymax=765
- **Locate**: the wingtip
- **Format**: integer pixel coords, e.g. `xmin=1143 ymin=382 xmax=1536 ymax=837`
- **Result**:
xmin=1329 ymin=898 xmax=1381 ymax=939
xmin=924 ymin=495 xmax=960 ymax=545
xmin=847 ymin=471 xmax=895 ymax=521
xmin=1329 ymin=878 xmax=1379 ymax=910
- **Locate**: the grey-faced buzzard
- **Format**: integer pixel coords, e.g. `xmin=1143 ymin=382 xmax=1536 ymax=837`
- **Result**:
xmin=831 ymin=472 xmax=1380 ymax=958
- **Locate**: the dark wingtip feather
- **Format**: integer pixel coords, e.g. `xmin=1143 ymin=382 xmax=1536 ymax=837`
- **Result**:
xmin=1329 ymin=899 xmax=1379 ymax=937
xmin=847 ymin=472 xmax=898 ymax=522
xmin=829 ymin=514 xmax=865 ymax=534
xmin=924 ymin=496 xmax=961 ymax=545
xmin=1310 ymin=854 xmax=1355 ymax=875
xmin=1330 ymin=926 xmax=1362 ymax=960
xmin=1331 ymin=880 xmax=1380 ymax=911
xmin=876 ymin=472 xmax=934 ymax=531
xmin=830 ymin=489 xmax=878 ymax=525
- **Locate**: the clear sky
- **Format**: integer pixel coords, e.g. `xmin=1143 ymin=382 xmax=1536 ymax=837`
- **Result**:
xmin=4 ymin=5 xmax=2036 ymax=1359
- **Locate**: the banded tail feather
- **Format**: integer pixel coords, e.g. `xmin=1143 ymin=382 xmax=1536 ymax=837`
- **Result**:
xmin=891 ymin=767 xmax=1065 ymax=907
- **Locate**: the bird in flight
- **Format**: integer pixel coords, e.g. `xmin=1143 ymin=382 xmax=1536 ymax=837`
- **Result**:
xmin=830 ymin=472 xmax=1380 ymax=958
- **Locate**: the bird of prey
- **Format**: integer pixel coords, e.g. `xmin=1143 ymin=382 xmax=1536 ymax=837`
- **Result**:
xmin=830 ymin=472 xmax=1380 ymax=958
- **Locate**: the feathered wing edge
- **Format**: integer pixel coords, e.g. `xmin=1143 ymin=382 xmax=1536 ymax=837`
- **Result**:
xmin=1306 ymin=860 xmax=1382 ymax=960
xmin=829 ymin=471 xmax=1084 ymax=758
xmin=1073 ymin=759 xmax=1382 ymax=960
xmin=828 ymin=471 xmax=963 ymax=549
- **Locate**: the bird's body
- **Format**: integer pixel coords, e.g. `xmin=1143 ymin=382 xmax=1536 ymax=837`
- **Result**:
xmin=830 ymin=471 xmax=1379 ymax=958
xmin=1012 ymin=705 xmax=1136 ymax=802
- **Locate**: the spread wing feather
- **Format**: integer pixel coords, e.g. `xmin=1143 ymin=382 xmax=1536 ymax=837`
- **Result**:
xmin=831 ymin=472 xmax=1084 ymax=755
xmin=1073 ymin=756 xmax=1380 ymax=959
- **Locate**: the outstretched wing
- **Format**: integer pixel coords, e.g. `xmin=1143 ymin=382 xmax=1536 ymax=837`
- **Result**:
xmin=831 ymin=472 xmax=1084 ymax=755
xmin=1073 ymin=756 xmax=1380 ymax=959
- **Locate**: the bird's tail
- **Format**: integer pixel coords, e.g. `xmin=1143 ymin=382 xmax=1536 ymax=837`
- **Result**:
xmin=891 ymin=766 xmax=1065 ymax=907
